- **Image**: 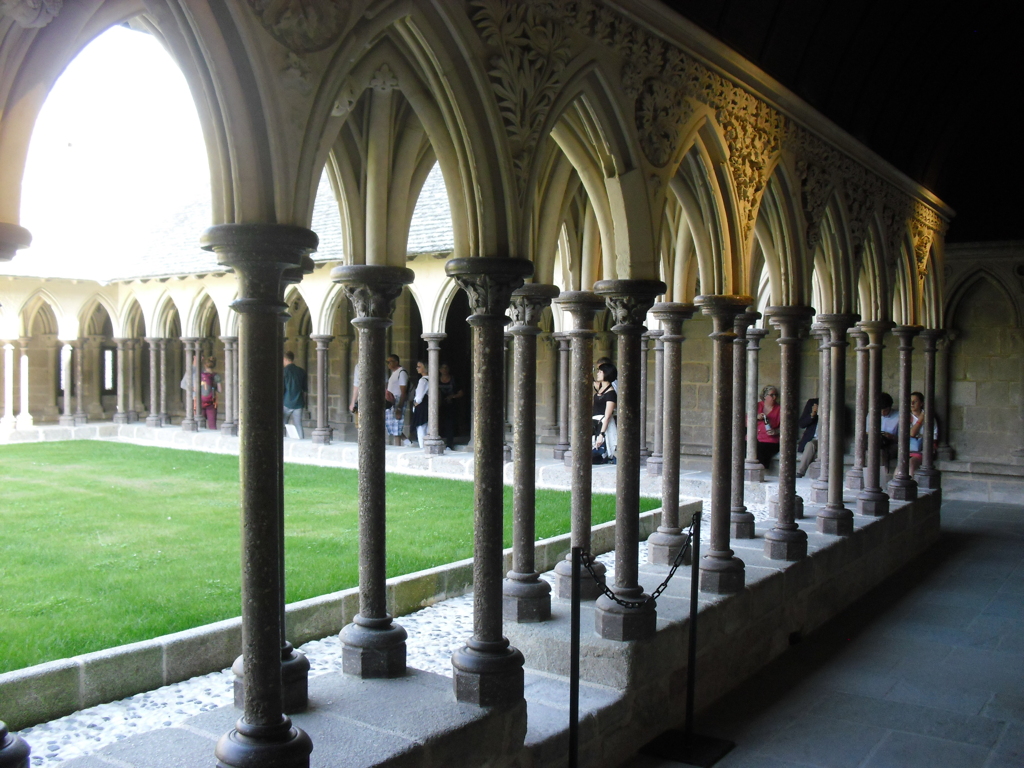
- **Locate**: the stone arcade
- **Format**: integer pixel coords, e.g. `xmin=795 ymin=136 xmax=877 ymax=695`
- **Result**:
xmin=0 ymin=2 xmax=1021 ymax=767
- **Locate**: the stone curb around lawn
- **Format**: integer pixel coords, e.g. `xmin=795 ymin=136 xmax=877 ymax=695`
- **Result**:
xmin=0 ymin=504 xmax=696 ymax=731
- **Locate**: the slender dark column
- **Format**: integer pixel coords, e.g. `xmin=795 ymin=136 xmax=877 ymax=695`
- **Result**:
xmin=310 ymin=335 xmax=333 ymax=445
xmin=935 ymin=331 xmax=955 ymax=460
xmin=648 ymin=303 xmax=696 ymax=564
xmin=916 ymin=329 xmax=945 ymax=490
xmin=446 ymin=257 xmax=531 ymax=706
xmin=646 ymin=330 xmax=666 ymax=476
xmin=59 ymin=343 xmax=75 ymax=426
xmin=503 ymin=332 xmax=514 ymax=462
xmin=845 ymin=328 xmax=868 ymax=489
xmin=553 ymin=292 xmax=608 ymax=600
xmin=553 ymin=332 xmax=571 ymax=459
xmin=201 ymin=224 xmax=313 ymax=768
xmin=730 ymin=311 xmax=759 ymax=539
xmin=809 ymin=324 xmax=830 ymax=501
xmin=594 ymin=279 xmax=665 ymax=640
xmin=744 ymin=328 xmax=768 ymax=481
xmin=331 ymin=266 xmax=413 ymax=677
xmin=113 ymin=338 xmax=128 ymax=424
xmin=145 ymin=338 xmax=161 ymax=426
xmin=764 ymin=306 xmax=814 ymax=560
xmin=421 ymin=333 xmax=446 ymax=454
xmin=158 ymin=339 xmax=169 ymax=426
xmin=180 ymin=338 xmax=198 ymax=432
xmin=816 ymin=314 xmax=859 ymax=535
xmin=888 ymin=325 xmax=922 ymax=501
xmin=73 ymin=338 xmax=87 ymax=425
xmin=639 ymin=329 xmax=652 ymax=461
xmin=127 ymin=339 xmax=138 ymax=422
xmin=220 ymin=336 xmax=238 ymax=435
xmin=857 ymin=321 xmax=893 ymax=516
xmin=695 ymin=295 xmax=751 ymax=593
xmin=503 ymin=284 xmax=558 ymax=622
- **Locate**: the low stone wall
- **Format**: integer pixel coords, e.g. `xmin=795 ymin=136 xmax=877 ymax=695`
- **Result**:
xmin=0 ymin=506 xmax=680 ymax=731
xmin=938 ymin=458 xmax=1024 ymax=502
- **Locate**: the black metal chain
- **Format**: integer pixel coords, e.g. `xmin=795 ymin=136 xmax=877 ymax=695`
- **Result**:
xmin=578 ymin=510 xmax=700 ymax=609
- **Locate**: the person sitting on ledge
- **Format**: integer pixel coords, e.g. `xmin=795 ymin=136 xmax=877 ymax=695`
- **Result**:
xmin=908 ymin=391 xmax=937 ymax=476
xmin=879 ymin=392 xmax=899 ymax=467
xmin=796 ymin=397 xmax=819 ymax=478
xmin=755 ymin=385 xmax=781 ymax=471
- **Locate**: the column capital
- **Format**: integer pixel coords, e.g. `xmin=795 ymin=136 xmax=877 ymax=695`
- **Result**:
xmin=919 ymin=328 xmax=946 ymax=348
xmin=445 ymin=257 xmax=533 ymax=320
xmin=734 ymin=310 xmax=760 ymax=336
xmin=849 ymin=327 xmax=868 ymax=341
xmin=594 ymin=279 xmax=666 ymax=331
xmin=891 ymin=324 xmax=923 ymax=349
xmin=766 ymin=305 xmax=815 ymax=335
xmin=309 ymin=334 xmax=334 ymax=344
xmin=509 ymin=284 xmax=559 ymax=335
xmin=331 ymin=264 xmax=414 ymax=326
xmin=0 ymin=222 xmax=31 ymax=261
xmin=649 ymin=302 xmax=695 ymax=338
xmin=816 ymin=313 xmax=860 ymax=332
xmin=555 ymin=290 xmax=605 ymax=334
xmin=218 ymin=335 xmax=238 ymax=343
xmin=746 ymin=326 xmax=769 ymax=346
xmin=695 ymin=293 xmax=753 ymax=320
xmin=421 ymin=332 xmax=447 ymax=346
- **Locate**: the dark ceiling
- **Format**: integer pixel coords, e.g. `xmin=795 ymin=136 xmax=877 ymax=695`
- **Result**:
xmin=658 ymin=0 xmax=1023 ymax=242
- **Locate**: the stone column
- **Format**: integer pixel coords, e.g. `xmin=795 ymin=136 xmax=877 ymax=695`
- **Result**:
xmin=232 ymin=340 xmax=241 ymax=433
xmin=337 ymin=334 xmax=353 ymax=423
xmin=816 ymin=314 xmax=859 ymax=535
xmin=808 ymin=324 xmax=830 ymax=501
xmin=422 ymin=333 xmax=446 ymax=454
xmin=594 ymin=279 xmax=665 ymax=640
xmin=180 ymin=338 xmax=198 ymax=431
xmin=764 ymin=306 xmax=814 ymax=560
xmin=916 ymin=329 xmax=945 ymax=490
xmin=646 ymin=331 xmax=666 ymax=476
xmin=935 ymin=330 xmax=954 ymax=460
xmin=888 ymin=325 xmax=922 ymax=501
xmin=73 ymin=339 xmax=87 ymax=425
xmin=126 ymin=340 xmax=138 ymax=422
xmin=202 ymin=223 xmax=314 ymax=768
xmin=744 ymin=328 xmax=769 ymax=481
xmin=1 ymin=342 xmax=14 ymax=429
xmin=310 ymin=335 xmax=334 ymax=445
xmin=145 ymin=338 xmax=161 ymax=426
xmin=16 ymin=337 xmax=32 ymax=429
xmin=503 ymin=331 xmax=514 ymax=461
xmin=639 ymin=330 xmax=652 ymax=461
xmin=730 ymin=312 xmax=759 ymax=539
xmin=857 ymin=321 xmax=893 ymax=516
xmin=553 ymin=292 xmax=608 ymax=600
xmin=445 ymin=257 xmax=531 ymax=706
xmin=219 ymin=337 xmax=237 ymax=434
xmin=845 ymin=328 xmax=868 ymax=489
xmin=113 ymin=339 xmax=128 ymax=424
xmin=695 ymin=295 xmax=752 ymax=593
xmin=158 ymin=339 xmax=169 ymax=426
xmin=648 ymin=303 xmax=697 ymax=564
xmin=552 ymin=332 xmax=571 ymax=459
xmin=503 ymin=284 xmax=558 ymax=622
xmin=332 ymin=266 xmax=413 ymax=678
xmin=59 ymin=343 xmax=75 ymax=426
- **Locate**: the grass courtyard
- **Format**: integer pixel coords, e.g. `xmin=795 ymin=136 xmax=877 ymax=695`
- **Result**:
xmin=0 ymin=441 xmax=654 ymax=674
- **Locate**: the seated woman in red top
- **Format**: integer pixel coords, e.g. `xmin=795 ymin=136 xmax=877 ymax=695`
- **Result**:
xmin=756 ymin=385 xmax=781 ymax=471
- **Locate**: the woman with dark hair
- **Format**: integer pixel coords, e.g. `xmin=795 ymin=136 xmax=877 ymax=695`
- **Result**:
xmin=908 ymin=391 xmax=937 ymax=475
xmin=755 ymin=385 xmax=781 ymax=471
xmin=593 ymin=361 xmax=618 ymax=463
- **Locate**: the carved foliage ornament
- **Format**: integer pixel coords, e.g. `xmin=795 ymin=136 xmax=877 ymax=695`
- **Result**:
xmin=245 ymin=0 xmax=348 ymax=55
xmin=509 ymin=293 xmax=551 ymax=330
xmin=0 ymin=0 xmax=60 ymax=27
xmin=454 ymin=273 xmax=527 ymax=318
xmin=604 ymin=294 xmax=657 ymax=330
xmin=342 ymin=282 xmax=405 ymax=321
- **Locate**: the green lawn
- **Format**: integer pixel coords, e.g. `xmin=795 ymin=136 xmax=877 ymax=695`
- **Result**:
xmin=0 ymin=441 xmax=655 ymax=673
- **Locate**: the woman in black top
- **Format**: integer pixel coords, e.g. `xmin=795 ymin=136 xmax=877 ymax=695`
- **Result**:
xmin=593 ymin=362 xmax=618 ymax=462
xmin=437 ymin=362 xmax=464 ymax=450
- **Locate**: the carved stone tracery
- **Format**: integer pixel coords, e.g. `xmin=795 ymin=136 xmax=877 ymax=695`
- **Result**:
xmin=245 ymin=0 xmax=348 ymax=55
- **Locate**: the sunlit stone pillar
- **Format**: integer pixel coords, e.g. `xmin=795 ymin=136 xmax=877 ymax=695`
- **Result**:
xmin=888 ymin=325 xmax=922 ymax=501
xmin=113 ymin=338 xmax=128 ymax=424
xmin=1 ymin=343 xmax=14 ymax=429
xmin=730 ymin=312 xmax=758 ymax=539
xmin=332 ymin=266 xmax=413 ymax=677
xmin=845 ymin=328 xmax=868 ymax=489
xmin=16 ymin=337 xmax=32 ymax=429
xmin=73 ymin=339 xmax=87 ymax=425
xmin=764 ymin=306 xmax=814 ymax=560
xmin=553 ymin=332 xmax=570 ymax=459
xmin=145 ymin=338 xmax=162 ymax=427
xmin=696 ymin=295 xmax=751 ymax=593
xmin=553 ymin=292 xmax=608 ymax=600
xmin=808 ymin=324 xmax=830 ymax=501
xmin=422 ymin=333 xmax=446 ymax=454
xmin=219 ymin=336 xmax=237 ymax=435
xmin=816 ymin=314 xmax=859 ymax=535
xmin=648 ymin=303 xmax=696 ymax=565
xmin=744 ymin=327 xmax=769 ymax=481
xmin=646 ymin=330 xmax=666 ymax=476
xmin=594 ymin=279 xmax=664 ymax=640
xmin=445 ymin=257 xmax=531 ymax=706
xmin=158 ymin=339 xmax=169 ymax=426
xmin=126 ymin=339 xmax=138 ymax=422
xmin=231 ymin=340 xmax=241 ymax=433
xmin=202 ymin=223 xmax=314 ymax=768
xmin=916 ymin=329 xmax=945 ymax=490
xmin=180 ymin=338 xmax=199 ymax=432
xmin=310 ymin=335 xmax=333 ymax=445
xmin=337 ymin=334 xmax=353 ymax=424
xmin=857 ymin=321 xmax=893 ymax=516
xmin=639 ymin=329 xmax=653 ymax=461
xmin=59 ymin=343 xmax=75 ymax=426
xmin=504 ymin=284 xmax=558 ymax=622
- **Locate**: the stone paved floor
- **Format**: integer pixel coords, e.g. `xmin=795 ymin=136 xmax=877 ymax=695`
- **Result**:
xmin=625 ymin=499 xmax=1024 ymax=768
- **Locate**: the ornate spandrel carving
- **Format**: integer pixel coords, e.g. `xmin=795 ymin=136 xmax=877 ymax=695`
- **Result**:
xmin=342 ymin=283 xmax=405 ymax=321
xmin=245 ymin=0 xmax=348 ymax=54
xmin=0 ymin=0 xmax=60 ymax=27
xmin=634 ymin=80 xmax=693 ymax=168
xmin=454 ymin=273 xmax=526 ymax=318
xmin=370 ymin=64 xmax=399 ymax=92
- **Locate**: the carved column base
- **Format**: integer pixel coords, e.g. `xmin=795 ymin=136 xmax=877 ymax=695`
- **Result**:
xmin=311 ymin=426 xmax=333 ymax=445
xmin=646 ymin=455 xmax=664 ymax=477
xmin=768 ymin=494 xmax=804 ymax=520
xmin=180 ymin=418 xmax=197 ymax=432
xmin=845 ymin=467 xmax=864 ymax=490
xmin=809 ymin=479 xmax=829 ymax=503
xmin=648 ymin=528 xmax=690 ymax=565
xmin=764 ymin=527 xmax=808 ymax=561
xmin=232 ymin=647 xmax=310 ymax=715
xmin=553 ymin=557 xmax=606 ymax=601
xmin=58 ymin=415 xmax=76 ymax=427
xmin=452 ymin=640 xmax=525 ymax=707
xmin=857 ymin=489 xmax=890 ymax=516
xmin=424 ymin=436 xmax=446 ymax=455
xmin=553 ymin=441 xmax=570 ymax=460
xmin=743 ymin=459 xmax=764 ymax=482
xmin=915 ymin=468 xmax=941 ymax=490
xmin=730 ymin=507 xmax=756 ymax=539
xmin=502 ymin=443 xmax=512 ymax=463
xmin=214 ymin=719 xmax=312 ymax=768
xmin=595 ymin=591 xmax=657 ymax=641
xmin=0 ymin=722 xmax=30 ymax=768
xmin=113 ymin=412 xmax=129 ymax=424
xmin=699 ymin=555 xmax=745 ymax=595
xmin=502 ymin=573 xmax=551 ymax=623
xmin=562 ymin=449 xmax=573 ymax=468
xmin=127 ymin=410 xmax=138 ymax=423
xmin=221 ymin=422 xmax=238 ymax=436
xmin=73 ymin=414 xmax=88 ymax=426
xmin=817 ymin=504 xmax=853 ymax=536
xmin=340 ymin=616 xmax=407 ymax=679
xmin=146 ymin=413 xmax=162 ymax=427
xmin=15 ymin=415 xmax=32 ymax=430
xmin=887 ymin=476 xmax=918 ymax=501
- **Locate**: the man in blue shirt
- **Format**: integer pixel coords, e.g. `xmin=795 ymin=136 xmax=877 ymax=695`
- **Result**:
xmin=282 ymin=351 xmax=307 ymax=439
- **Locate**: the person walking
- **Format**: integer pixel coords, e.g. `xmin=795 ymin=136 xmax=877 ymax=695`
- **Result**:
xmin=385 ymin=354 xmax=409 ymax=446
xmin=199 ymin=356 xmax=222 ymax=430
xmin=411 ymin=359 xmax=429 ymax=448
xmin=282 ymin=350 xmax=307 ymax=439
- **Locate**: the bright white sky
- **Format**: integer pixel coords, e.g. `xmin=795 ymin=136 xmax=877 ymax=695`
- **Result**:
xmin=10 ymin=24 xmax=210 ymax=279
